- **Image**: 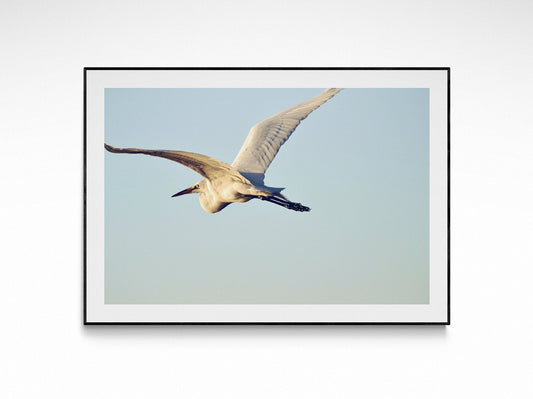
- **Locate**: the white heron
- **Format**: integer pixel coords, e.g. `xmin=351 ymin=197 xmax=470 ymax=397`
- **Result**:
xmin=105 ymin=88 xmax=341 ymax=213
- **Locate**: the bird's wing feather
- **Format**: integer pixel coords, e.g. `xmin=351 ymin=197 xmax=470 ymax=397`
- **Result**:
xmin=231 ymin=88 xmax=342 ymax=180
xmin=104 ymin=144 xmax=248 ymax=183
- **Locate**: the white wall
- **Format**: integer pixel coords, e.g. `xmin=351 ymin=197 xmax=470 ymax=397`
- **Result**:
xmin=1 ymin=1 xmax=532 ymax=397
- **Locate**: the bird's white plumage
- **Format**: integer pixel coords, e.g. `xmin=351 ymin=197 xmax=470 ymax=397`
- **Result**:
xmin=104 ymin=146 xmax=248 ymax=183
xmin=105 ymin=88 xmax=341 ymax=213
xmin=231 ymin=88 xmax=342 ymax=185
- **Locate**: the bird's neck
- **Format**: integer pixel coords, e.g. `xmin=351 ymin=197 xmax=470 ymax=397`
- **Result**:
xmin=198 ymin=190 xmax=228 ymax=213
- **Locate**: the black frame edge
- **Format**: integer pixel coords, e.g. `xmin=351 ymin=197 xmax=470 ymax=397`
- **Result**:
xmin=446 ymin=67 xmax=451 ymax=325
xmin=83 ymin=68 xmax=88 ymax=324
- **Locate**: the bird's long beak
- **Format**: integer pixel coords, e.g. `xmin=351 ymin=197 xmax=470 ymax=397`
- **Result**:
xmin=171 ymin=186 xmax=195 ymax=197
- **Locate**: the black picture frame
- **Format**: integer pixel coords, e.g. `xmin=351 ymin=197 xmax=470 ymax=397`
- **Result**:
xmin=84 ymin=67 xmax=450 ymax=325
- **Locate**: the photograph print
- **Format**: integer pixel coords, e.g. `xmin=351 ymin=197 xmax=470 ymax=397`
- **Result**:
xmin=84 ymin=68 xmax=449 ymax=324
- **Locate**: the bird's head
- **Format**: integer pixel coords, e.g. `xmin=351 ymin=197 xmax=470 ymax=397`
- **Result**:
xmin=171 ymin=180 xmax=203 ymax=198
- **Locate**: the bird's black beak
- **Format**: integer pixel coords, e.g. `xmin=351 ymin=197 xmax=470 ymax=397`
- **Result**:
xmin=171 ymin=186 xmax=195 ymax=197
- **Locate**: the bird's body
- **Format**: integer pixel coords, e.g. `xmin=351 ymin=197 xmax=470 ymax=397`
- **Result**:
xmin=105 ymin=88 xmax=341 ymax=213
xmin=191 ymin=177 xmax=267 ymax=214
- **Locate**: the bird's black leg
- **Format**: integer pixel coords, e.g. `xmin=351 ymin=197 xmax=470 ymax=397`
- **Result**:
xmin=258 ymin=196 xmax=310 ymax=212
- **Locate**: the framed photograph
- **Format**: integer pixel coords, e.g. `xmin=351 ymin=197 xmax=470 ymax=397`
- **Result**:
xmin=84 ymin=67 xmax=450 ymax=324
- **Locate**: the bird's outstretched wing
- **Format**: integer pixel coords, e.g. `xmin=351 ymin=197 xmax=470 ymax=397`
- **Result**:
xmin=104 ymin=144 xmax=248 ymax=183
xmin=231 ymin=88 xmax=341 ymax=185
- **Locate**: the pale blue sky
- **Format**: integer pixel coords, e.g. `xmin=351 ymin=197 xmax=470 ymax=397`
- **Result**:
xmin=104 ymin=88 xmax=429 ymax=304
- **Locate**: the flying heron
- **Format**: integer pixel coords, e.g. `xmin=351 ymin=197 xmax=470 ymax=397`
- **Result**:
xmin=105 ymin=88 xmax=341 ymax=213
